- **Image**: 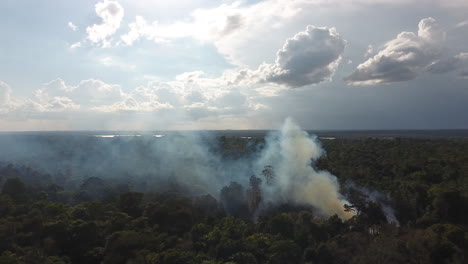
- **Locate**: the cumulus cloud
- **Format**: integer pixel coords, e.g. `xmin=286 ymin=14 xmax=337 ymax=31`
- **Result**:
xmin=0 ymin=81 xmax=23 ymax=116
xmin=69 ymin=42 xmax=82 ymax=49
xmin=0 ymin=81 xmax=12 ymax=106
xmin=120 ymin=16 xmax=162 ymax=45
xmin=0 ymin=71 xmax=262 ymax=126
xmin=98 ymin=56 xmax=136 ymax=71
xmin=86 ymin=0 xmax=124 ymax=47
xmin=114 ymin=0 xmax=466 ymax=65
xmin=75 ymin=0 xmax=468 ymax=72
xmin=68 ymin=22 xmax=78 ymax=31
xmin=455 ymin=53 xmax=468 ymax=78
xmin=120 ymin=2 xmax=249 ymax=45
xmin=456 ymin=20 xmax=468 ymax=28
xmin=226 ymin=26 xmax=346 ymax=88
xmin=117 ymin=0 xmax=305 ymax=65
xmin=425 ymin=52 xmax=468 ymax=74
xmin=0 ymin=71 xmax=253 ymax=123
xmin=7 ymin=78 xmax=126 ymax=114
xmin=30 ymin=93 xmax=80 ymax=113
xmin=40 ymin=79 xmax=124 ymax=107
xmin=3 ymin=23 xmax=344 ymax=123
xmin=103 ymin=72 xmax=253 ymax=118
xmin=365 ymin=44 xmax=374 ymax=57
xmin=255 ymin=26 xmax=346 ymax=87
xmin=345 ymin=17 xmax=467 ymax=85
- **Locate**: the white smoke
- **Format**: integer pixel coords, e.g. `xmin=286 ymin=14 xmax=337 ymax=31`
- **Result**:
xmin=0 ymin=117 xmax=365 ymax=220
xmin=257 ymin=118 xmax=354 ymax=219
xmin=345 ymin=182 xmax=400 ymax=226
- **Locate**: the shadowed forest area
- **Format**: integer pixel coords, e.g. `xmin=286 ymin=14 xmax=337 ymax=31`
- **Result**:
xmin=0 ymin=136 xmax=467 ymax=264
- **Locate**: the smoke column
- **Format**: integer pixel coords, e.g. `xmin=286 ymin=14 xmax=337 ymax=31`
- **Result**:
xmin=257 ymin=118 xmax=354 ymax=219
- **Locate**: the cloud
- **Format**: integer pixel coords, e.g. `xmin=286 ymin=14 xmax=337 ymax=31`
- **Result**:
xmin=455 ymin=53 xmax=468 ymax=78
xmin=30 ymin=93 xmax=80 ymax=113
xmin=2 ymin=24 xmax=345 ymax=124
xmin=98 ymin=56 xmax=136 ymax=71
xmin=0 ymin=81 xmax=12 ymax=106
xmin=425 ymin=52 xmax=468 ymax=74
xmin=36 ymin=79 xmax=124 ymax=109
xmin=120 ymin=1 xmax=250 ymax=45
xmin=460 ymin=69 xmax=468 ymax=79
xmin=7 ymin=72 xmax=254 ymax=122
xmin=68 ymin=22 xmax=78 ymax=31
xmin=0 ymin=71 xmax=260 ymax=125
xmin=110 ymin=72 xmax=253 ymax=117
xmin=114 ymin=0 xmax=467 ymax=65
xmin=456 ymin=20 xmax=468 ymax=28
xmin=457 ymin=52 xmax=468 ymax=60
xmin=69 ymin=42 xmax=82 ymax=49
xmin=0 ymin=81 xmax=23 ymax=116
xmin=120 ymin=16 xmax=163 ymax=45
xmin=0 ymin=81 xmax=78 ymax=117
xmin=118 ymin=0 xmax=305 ymax=65
xmin=255 ymin=26 xmax=346 ymax=87
xmin=344 ymin=17 xmax=467 ymax=85
xmin=226 ymin=25 xmax=346 ymax=88
xmin=86 ymin=0 xmax=124 ymax=47
xmin=365 ymin=44 xmax=374 ymax=57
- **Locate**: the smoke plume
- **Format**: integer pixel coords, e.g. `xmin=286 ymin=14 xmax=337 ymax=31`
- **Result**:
xmin=257 ymin=118 xmax=353 ymax=219
xmin=344 ymin=182 xmax=400 ymax=225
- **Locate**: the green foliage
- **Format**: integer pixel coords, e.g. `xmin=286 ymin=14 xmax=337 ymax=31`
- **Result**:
xmin=0 ymin=138 xmax=467 ymax=263
xmin=2 ymin=177 xmax=28 ymax=202
xmin=118 ymin=192 xmax=144 ymax=218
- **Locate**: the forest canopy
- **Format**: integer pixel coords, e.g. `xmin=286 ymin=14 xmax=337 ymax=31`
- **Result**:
xmin=0 ymin=136 xmax=467 ymax=264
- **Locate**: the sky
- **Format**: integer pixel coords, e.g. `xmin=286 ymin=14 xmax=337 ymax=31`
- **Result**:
xmin=0 ymin=0 xmax=467 ymax=131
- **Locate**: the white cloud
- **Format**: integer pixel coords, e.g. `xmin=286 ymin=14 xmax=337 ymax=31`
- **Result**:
xmin=456 ymin=52 xmax=468 ymax=61
xmin=69 ymin=42 xmax=82 ymax=49
xmin=118 ymin=0 xmax=306 ymax=65
xmin=86 ymin=0 xmax=124 ymax=47
xmin=120 ymin=1 xmax=250 ymax=44
xmin=226 ymin=25 xmax=346 ymax=88
xmin=39 ymin=78 xmax=124 ymax=107
xmin=0 ymin=81 xmax=80 ymax=116
xmin=456 ymin=20 xmax=468 ymax=28
xmin=68 ymin=21 xmax=78 ymax=31
xmin=98 ymin=56 xmax=136 ymax=71
xmin=30 ymin=92 xmax=80 ymax=112
xmin=90 ymin=69 xmax=262 ymax=119
xmin=365 ymin=44 xmax=374 ymax=57
xmin=345 ymin=18 xmax=465 ymax=85
xmin=0 ymin=81 xmax=12 ymax=106
xmin=5 ymin=25 xmax=345 ymax=120
xmin=0 ymin=71 xmax=244 ymax=119
xmin=255 ymin=26 xmax=345 ymax=87
xmin=0 ymin=81 xmax=22 ymax=115
xmin=460 ymin=69 xmax=468 ymax=79
xmin=120 ymin=16 xmax=162 ymax=45
xmin=455 ymin=52 xmax=468 ymax=78
xmin=115 ymin=0 xmax=467 ymax=66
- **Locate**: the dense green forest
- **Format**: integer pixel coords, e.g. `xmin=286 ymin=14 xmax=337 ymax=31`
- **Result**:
xmin=0 ymin=137 xmax=467 ymax=264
